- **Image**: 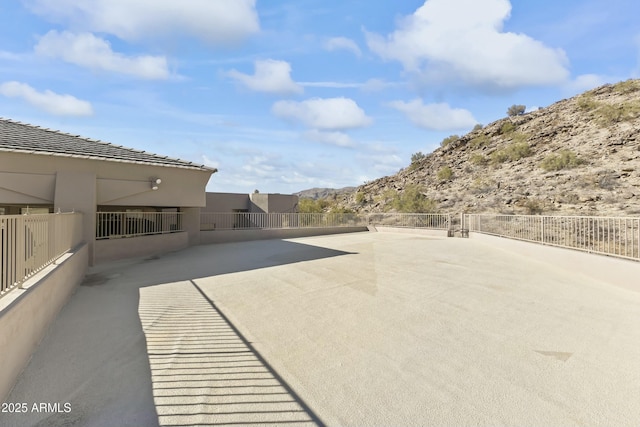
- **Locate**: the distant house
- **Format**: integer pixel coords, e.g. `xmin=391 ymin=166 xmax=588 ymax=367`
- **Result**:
xmin=204 ymin=192 xmax=298 ymax=214
xmin=0 ymin=117 xmax=216 ymax=264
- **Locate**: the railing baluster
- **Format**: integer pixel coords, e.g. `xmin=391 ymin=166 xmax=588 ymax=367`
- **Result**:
xmin=1 ymin=213 xmax=82 ymax=299
xmin=464 ymin=213 xmax=639 ymax=262
xmin=95 ymin=211 xmax=184 ymax=239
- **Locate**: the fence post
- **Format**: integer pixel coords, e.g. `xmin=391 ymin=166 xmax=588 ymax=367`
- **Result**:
xmin=16 ymin=217 xmax=26 ymax=289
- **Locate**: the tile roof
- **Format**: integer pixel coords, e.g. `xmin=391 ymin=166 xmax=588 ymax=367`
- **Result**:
xmin=0 ymin=118 xmax=216 ymax=172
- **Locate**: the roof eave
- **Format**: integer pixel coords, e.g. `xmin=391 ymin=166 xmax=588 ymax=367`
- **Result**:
xmin=0 ymin=147 xmax=215 ymax=172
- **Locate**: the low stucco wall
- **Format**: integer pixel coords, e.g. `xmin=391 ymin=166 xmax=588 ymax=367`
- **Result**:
xmin=0 ymin=243 xmax=88 ymax=402
xmin=94 ymin=232 xmax=189 ymax=264
xmin=200 ymin=227 xmax=368 ymax=245
xmin=371 ymin=226 xmax=450 ymax=237
xmin=470 ymin=232 xmax=640 ymax=293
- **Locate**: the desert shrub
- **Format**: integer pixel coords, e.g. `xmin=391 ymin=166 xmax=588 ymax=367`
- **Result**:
xmin=540 ymin=150 xmax=584 ymax=171
xmin=595 ymin=102 xmax=640 ymax=125
xmin=577 ymin=95 xmax=598 ymax=111
xmin=470 ymin=134 xmax=490 ymax=148
xmin=409 ymin=151 xmax=426 ymax=170
xmin=597 ymin=104 xmax=624 ymax=124
xmin=411 ymin=151 xmax=426 ymax=163
xmin=511 ymin=132 xmax=529 ymax=144
xmin=490 ymin=150 xmax=509 ymax=164
xmin=577 ymin=92 xmax=640 ymax=125
xmin=613 ymin=79 xmax=640 ymax=94
xmin=391 ymin=184 xmax=437 ymax=213
xmin=523 ymin=198 xmax=544 ymax=215
xmin=355 ymin=191 xmax=365 ymax=204
xmin=331 ymin=206 xmax=355 ymax=214
xmin=436 ymin=166 xmax=453 ymax=181
xmin=491 ymin=142 xmax=530 ymax=164
xmin=472 ymin=123 xmax=483 ymax=132
xmin=507 ymin=104 xmax=526 ymax=116
xmin=440 ymin=134 xmax=460 ymax=147
xmin=500 ymin=121 xmax=516 ymax=135
xmin=377 ymin=189 xmax=397 ymax=205
xmin=469 ymin=153 xmax=487 ymax=165
xmin=298 ymin=198 xmax=329 ymax=213
xmin=506 ymin=142 xmax=531 ymax=160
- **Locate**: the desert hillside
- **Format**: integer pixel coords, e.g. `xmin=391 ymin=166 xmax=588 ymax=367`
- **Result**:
xmin=294 ymin=187 xmax=356 ymax=200
xmin=332 ymin=80 xmax=640 ymax=216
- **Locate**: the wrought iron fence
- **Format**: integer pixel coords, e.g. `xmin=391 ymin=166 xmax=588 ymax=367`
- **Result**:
xmin=1 ymin=213 xmax=83 ymax=299
xmin=201 ymin=212 xmax=451 ymax=231
xmin=96 ymin=212 xmax=183 ymax=239
xmin=466 ymin=214 xmax=640 ymax=261
xmin=367 ymin=213 xmax=451 ymax=230
xmin=201 ymin=212 xmax=367 ymax=230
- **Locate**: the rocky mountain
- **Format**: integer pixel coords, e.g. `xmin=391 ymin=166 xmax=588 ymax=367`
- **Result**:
xmin=294 ymin=186 xmax=356 ymax=200
xmin=335 ymin=79 xmax=640 ymax=217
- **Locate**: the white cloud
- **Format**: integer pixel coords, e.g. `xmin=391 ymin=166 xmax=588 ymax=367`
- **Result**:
xmin=35 ymin=31 xmax=170 ymax=79
xmin=0 ymin=81 xmax=93 ymax=116
xmin=271 ymin=97 xmax=372 ymax=130
xmin=26 ymin=0 xmax=259 ymax=45
xmin=365 ymin=0 xmax=569 ymax=90
xmin=280 ymin=171 xmax=317 ymax=185
xmin=0 ymin=51 xmax=23 ymax=61
xmin=356 ymin=152 xmax=404 ymax=175
xmin=324 ymin=37 xmax=362 ymax=57
xmin=242 ymin=154 xmax=278 ymax=177
xmin=388 ymin=99 xmax=477 ymax=131
xmin=227 ymin=59 xmax=303 ymax=95
xmin=565 ymin=74 xmax=607 ymax=94
xmin=299 ymin=81 xmax=362 ymax=89
xmin=361 ymin=78 xmax=394 ymax=92
xmin=297 ymin=78 xmax=401 ymax=92
xmin=303 ymin=130 xmax=355 ymax=147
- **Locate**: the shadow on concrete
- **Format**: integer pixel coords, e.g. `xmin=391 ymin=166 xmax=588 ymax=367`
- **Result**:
xmin=137 ymin=279 xmax=325 ymax=426
xmin=3 ymin=239 xmax=349 ymax=426
xmin=135 ymin=238 xmax=356 ymax=285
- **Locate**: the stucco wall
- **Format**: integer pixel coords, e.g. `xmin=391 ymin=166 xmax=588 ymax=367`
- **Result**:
xmin=200 ymin=227 xmax=368 ymax=244
xmin=0 ymin=243 xmax=88 ymax=402
xmin=94 ymin=232 xmax=189 ymax=264
xmin=204 ymin=192 xmax=299 ymax=214
xmin=204 ymin=193 xmax=250 ymax=212
xmin=248 ymin=193 xmax=269 ymax=213
xmin=0 ymin=151 xmax=212 ymax=208
xmin=249 ymin=193 xmax=298 ymax=213
xmin=0 ymin=171 xmax=55 ymax=205
xmin=470 ymin=232 xmax=640 ymax=293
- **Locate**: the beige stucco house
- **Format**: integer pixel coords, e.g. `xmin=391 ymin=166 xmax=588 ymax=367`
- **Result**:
xmin=0 ymin=117 xmax=216 ymax=264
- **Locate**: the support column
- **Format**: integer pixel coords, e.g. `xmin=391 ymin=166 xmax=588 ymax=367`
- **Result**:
xmin=181 ymin=207 xmax=201 ymax=246
xmin=54 ymin=171 xmax=96 ymax=265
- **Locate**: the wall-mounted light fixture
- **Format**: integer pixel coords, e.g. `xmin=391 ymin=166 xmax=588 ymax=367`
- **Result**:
xmin=151 ymin=177 xmax=162 ymax=191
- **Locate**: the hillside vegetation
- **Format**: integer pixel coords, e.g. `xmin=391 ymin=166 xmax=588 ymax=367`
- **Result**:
xmin=332 ymin=79 xmax=640 ymax=216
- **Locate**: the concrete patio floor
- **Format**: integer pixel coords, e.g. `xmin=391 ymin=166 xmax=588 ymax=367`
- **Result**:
xmin=2 ymin=231 xmax=640 ymax=426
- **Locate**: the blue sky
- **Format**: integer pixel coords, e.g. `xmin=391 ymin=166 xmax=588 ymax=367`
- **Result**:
xmin=1 ymin=0 xmax=639 ymax=193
